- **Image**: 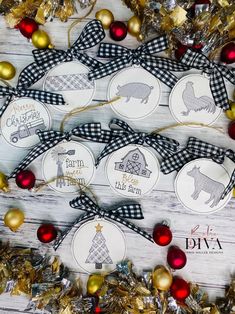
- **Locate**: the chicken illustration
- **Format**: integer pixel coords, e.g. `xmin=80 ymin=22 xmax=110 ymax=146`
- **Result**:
xmin=181 ymin=81 xmax=216 ymax=116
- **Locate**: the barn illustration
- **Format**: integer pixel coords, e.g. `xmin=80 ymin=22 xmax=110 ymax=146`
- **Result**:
xmin=115 ymin=148 xmax=152 ymax=178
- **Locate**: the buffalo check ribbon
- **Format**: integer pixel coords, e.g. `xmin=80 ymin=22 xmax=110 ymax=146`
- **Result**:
xmin=53 ymin=193 xmax=153 ymax=250
xmin=160 ymin=137 xmax=235 ymax=199
xmin=96 ymin=119 xmax=180 ymax=166
xmin=180 ymin=49 xmax=235 ymax=110
xmin=88 ymin=35 xmax=189 ymax=88
xmin=18 ymin=20 xmax=105 ymax=89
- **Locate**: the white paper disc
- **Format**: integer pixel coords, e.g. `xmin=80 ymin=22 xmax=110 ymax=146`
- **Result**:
xmin=169 ymin=74 xmax=221 ymax=126
xmin=43 ymin=61 xmax=95 ymax=112
xmin=72 ymin=219 xmax=126 ymax=273
xmin=0 ymin=97 xmax=51 ymax=148
xmin=175 ymin=158 xmax=232 ymax=214
xmin=108 ymin=66 xmax=161 ymax=120
xmin=105 ymin=144 xmax=160 ymax=198
xmin=42 ymin=141 xmax=95 ymax=194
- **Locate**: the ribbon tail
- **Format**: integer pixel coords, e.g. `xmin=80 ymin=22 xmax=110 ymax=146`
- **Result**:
xmin=17 ymin=62 xmax=46 ymax=89
xmin=210 ymin=71 xmax=230 ymax=110
xmin=160 ymin=149 xmax=195 ymax=174
xmin=0 ymin=95 xmax=12 ymax=118
xmin=221 ymin=170 xmax=235 ymax=199
xmin=146 ymin=136 xmax=179 ymax=158
xmin=75 ymin=53 xmax=103 ymax=69
xmin=24 ymin=89 xmax=66 ymax=106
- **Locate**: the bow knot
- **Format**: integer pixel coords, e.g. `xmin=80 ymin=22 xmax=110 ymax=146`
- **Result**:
xmin=65 ymin=49 xmax=75 ymax=62
xmin=137 ymin=132 xmax=147 ymax=144
xmin=64 ymin=132 xmax=72 ymax=142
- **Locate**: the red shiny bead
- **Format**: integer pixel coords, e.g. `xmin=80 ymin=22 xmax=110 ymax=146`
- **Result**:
xmin=37 ymin=224 xmax=58 ymax=243
xmin=15 ymin=170 xmax=36 ymax=189
xmin=220 ymin=42 xmax=235 ymax=64
xmin=109 ymin=21 xmax=127 ymax=41
xmin=153 ymin=224 xmax=172 ymax=246
xmin=170 ymin=277 xmax=190 ymax=302
xmin=228 ymin=121 xmax=235 ymax=140
xmin=167 ymin=246 xmax=187 ymax=270
xmin=95 ymin=307 xmax=102 ymax=313
xmin=18 ymin=18 xmax=39 ymax=39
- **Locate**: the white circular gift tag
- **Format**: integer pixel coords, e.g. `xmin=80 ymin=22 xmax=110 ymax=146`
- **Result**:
xmin=43 ymin=61 xmax=95 ymax=112
xmin=169 ymin=74 xmax=221 ymax=126
xmin=42 ymin=141 xmax=95 ymax=194
xmin=72 ymin=219 xmax=126 ymax=273
xmin=105 ymin=144 xmax=160 ymax=198
xmin=0 ymin=97 xmax=51 ymax=148
xmin=175 ymin=158 xmax=232 ymax=214
xmin=108 ymin=66 xmax=161 ymax=120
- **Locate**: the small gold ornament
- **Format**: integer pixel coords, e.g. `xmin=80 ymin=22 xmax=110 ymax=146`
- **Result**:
xmin=127 ymin=15 xmax=142 ymax=37
xmin=225 ymin=102 xmax=235 ymax=120
xmin=0 ymin=61 xmax=16 ymax=80
xmin=233 ymin=188 xmax=235 ymax=198
xmin=0 ymin=172 xmax=9 ymax=192
xmin=4 ymin=208 xmax=25 ymax=232
xmin=87 ymin=274 xmax=104 ymax=295
xmin=95 ymin=9 xmax=114 ymax=29
xmin=152 ymin=265 xmax=173 ymax=291
xmin=32 ymin=30 xmax=51 ymax=49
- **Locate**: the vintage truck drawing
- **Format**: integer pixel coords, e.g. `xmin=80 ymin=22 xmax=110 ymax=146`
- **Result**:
xmin=10 ymin=119 xmax=46 ymax=143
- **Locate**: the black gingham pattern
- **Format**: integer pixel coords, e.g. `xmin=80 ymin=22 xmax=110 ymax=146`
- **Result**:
xmin=88 ymin=36 xmax=189 ymax=88
xmin=17 ymin=62 xmax=46 ymax=89
xmin=53 ymin=193 xmax=153 ymax=250
xmin=96 ymin=119 xmax=179 ymax=166
xmin=180 ymin=49 xmax=235 ymax=110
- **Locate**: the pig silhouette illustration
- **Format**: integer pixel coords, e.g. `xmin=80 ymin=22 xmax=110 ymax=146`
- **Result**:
xmin=116 ymin=82 xmax=153 ymax=103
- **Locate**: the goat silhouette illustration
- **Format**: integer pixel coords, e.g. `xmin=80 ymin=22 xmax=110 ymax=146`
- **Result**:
xmin=181 ymin=81 xmax=216 ymax=116
xmin=116 ymin=83 xmax=153 ymax=103
xmin=187 ymin=166 xmax=225 ymax=208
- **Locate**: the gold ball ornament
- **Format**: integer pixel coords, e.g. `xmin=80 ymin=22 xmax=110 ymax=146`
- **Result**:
xmin=127 ymin=16 xmax=142 ymax=37
xmin=4 ymin=208 xmax=25 ymax=232
xmin=87 ymin=274 xmax=104 ymax=295
xmin=0 ymin=172 xmax=9 ymax=192
xmin=32 ymin=30 xmax=51 ymax=49
xmin=152 ymin=265 xmax=173 ymax=291
xmin=0 ymin=61 xmax=16 ymax=80
xmin=225 ymin=102 xmax=235 ymax=120
xmin=95 ymin=9 xmax=114 ymax=29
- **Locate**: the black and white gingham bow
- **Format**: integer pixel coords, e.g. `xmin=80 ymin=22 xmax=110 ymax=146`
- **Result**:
xmin=88 ymin=35 xmax=189 ymax=88
xmin=96 ymin=119 xmax=180 ymax=166
xmin=53 ymin=193 xmax=153 ymax=250
xmin=18 ymin=20 xmax=105 ymax=89
xmin=160 ymin=137 xmax=235 ymax=199
xmin=180 ymin=49 xmax=235 ymax=110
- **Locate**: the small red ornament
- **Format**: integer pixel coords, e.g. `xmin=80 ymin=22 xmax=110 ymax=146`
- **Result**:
xmin=153 ymin=224 xmax=172 ymax=246
xmin=170 ymin=277 xmax=190 ymax=302
xmin=228 ymin=121 xmax=235 ymax=140
xmin=15 ymin=169 xmax=36 ymax=189
xmin=37 ymin=224 xmax=58 ymax=243
xmin=18 ymin=18 xmax=39 ymax=39
xmin=109 ymin=21 xmax=127 ymax=41
xmin=167 ymin=246 xmax=187 ymax=269
xmin=95 ymin=307 xmax=102 ymax=313
xmin=220 ymin=42 xmax=235 ymax=64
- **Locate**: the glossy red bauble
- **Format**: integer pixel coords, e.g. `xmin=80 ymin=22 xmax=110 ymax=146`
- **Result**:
xmin=167 ymin=246 xmax=187 ymax=269
xmin=153 ymin=224 xmax=172 ymax=246
xmin=109 ymin=21 xmax=127 ymax=41
xmin=170 ymin=277 xmax=190 ymax=302
xmin=228 ymin=121 xmax=235 ymax=140
xmin=15 ymin=170 xmax=36 ymax=189
xmin=18 ymin=18 xmax=39 ymax=39
xmin=220 ymin=42 xmax=235 ymax=64
xmin=37 ymin=224 xmax=58 ymax=243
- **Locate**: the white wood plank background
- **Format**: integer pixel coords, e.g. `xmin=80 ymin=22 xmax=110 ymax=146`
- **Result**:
xmin=0 ymin=1 xmax=235 ymax=312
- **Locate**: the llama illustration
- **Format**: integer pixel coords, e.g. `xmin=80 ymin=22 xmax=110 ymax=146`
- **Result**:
xmin=187 ymin=166 xmax=225 ymax=208
xmin=181 ymin=81 xmax=216 ymax=116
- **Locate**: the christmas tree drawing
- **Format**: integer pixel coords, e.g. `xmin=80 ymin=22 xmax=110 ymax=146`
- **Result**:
xmin=85 ymin=223 xmax=113 ymax=269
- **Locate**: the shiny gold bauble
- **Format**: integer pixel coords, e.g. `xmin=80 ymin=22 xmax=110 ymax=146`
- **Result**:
xmin=0 ymin=61 xmax=16 ymax=80
xmin=127 ymin=16 xmax=142 ymax=37
xmin=87 ymin=274 xmax=104 ymax=295
xmin=4 ymin=208 xmax=25 ymax=232
xmin=0 ymin=172 xmax=9 ymax=192
xmin=95 ymin=9 xmax=114 ymax=29
xmin=152 ymin=265 xmax=173 ymax=291
xmin=32 ymin=30 xmax=51 ymax=49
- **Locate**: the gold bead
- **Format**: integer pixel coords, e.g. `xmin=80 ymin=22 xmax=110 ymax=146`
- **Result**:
xmin=0 ymin=172 xmax=9 ymax=192
xmin=152 ymin=265 xmax=173 ymax=291
xmin=32 ymin=30 xmax=51 ymax=49
xmin=0 ymin=61 xmax=16 ymax=80
xmin=225 ymin=102 xmax=235 ymax=120
xmin=87 ymin=274 xmax=104 ymax=295
xmin=127 ymin=15 xmax=142 ymax=37
xmin=95 ymin=9 xmax=114 ymax=29
xmin=4 ymin=208 xmax=25 ymax=232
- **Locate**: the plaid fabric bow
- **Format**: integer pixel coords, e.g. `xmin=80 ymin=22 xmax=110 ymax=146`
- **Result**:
xmin=53 ymin=193 xmax=153 ymax=250
xmin=160 ymin=137 xmax=235 ymax=199
xmin=88 ymin=35 xmax=189 ymax=88
xmin=96 ymin=119 xmax=180 ymax=166
xmin=18 ymin=20 xmax=105 ymax=89
xmin=180 ymin=49 xmax=235 ymax=110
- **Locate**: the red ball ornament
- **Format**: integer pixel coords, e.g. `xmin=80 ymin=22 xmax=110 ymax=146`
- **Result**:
xmin=109 ymin=21 xmax=127 ymax=41
xmin=18 ymin=18 xmax=39 ymax=39
xmin=220 ymin=42 xmax=235 ymax=64
xmin=37 ymin=224 xmax=58 ymax=243
xmin=15 ymin=170 xmax=36 ymax=189
xmin=167 ymin=246 xmax=187 ymax=269
xmin=153 ymin=224 xmax=172 ymax=246
xmin=228 ymin=121 xmax=235 ymax=140
xmin=170 ymin=277 xmax=190 ymax=302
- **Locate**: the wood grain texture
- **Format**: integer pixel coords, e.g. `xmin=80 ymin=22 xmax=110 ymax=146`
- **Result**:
xmin=0 ymin=0 xmax=235 ymax=312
